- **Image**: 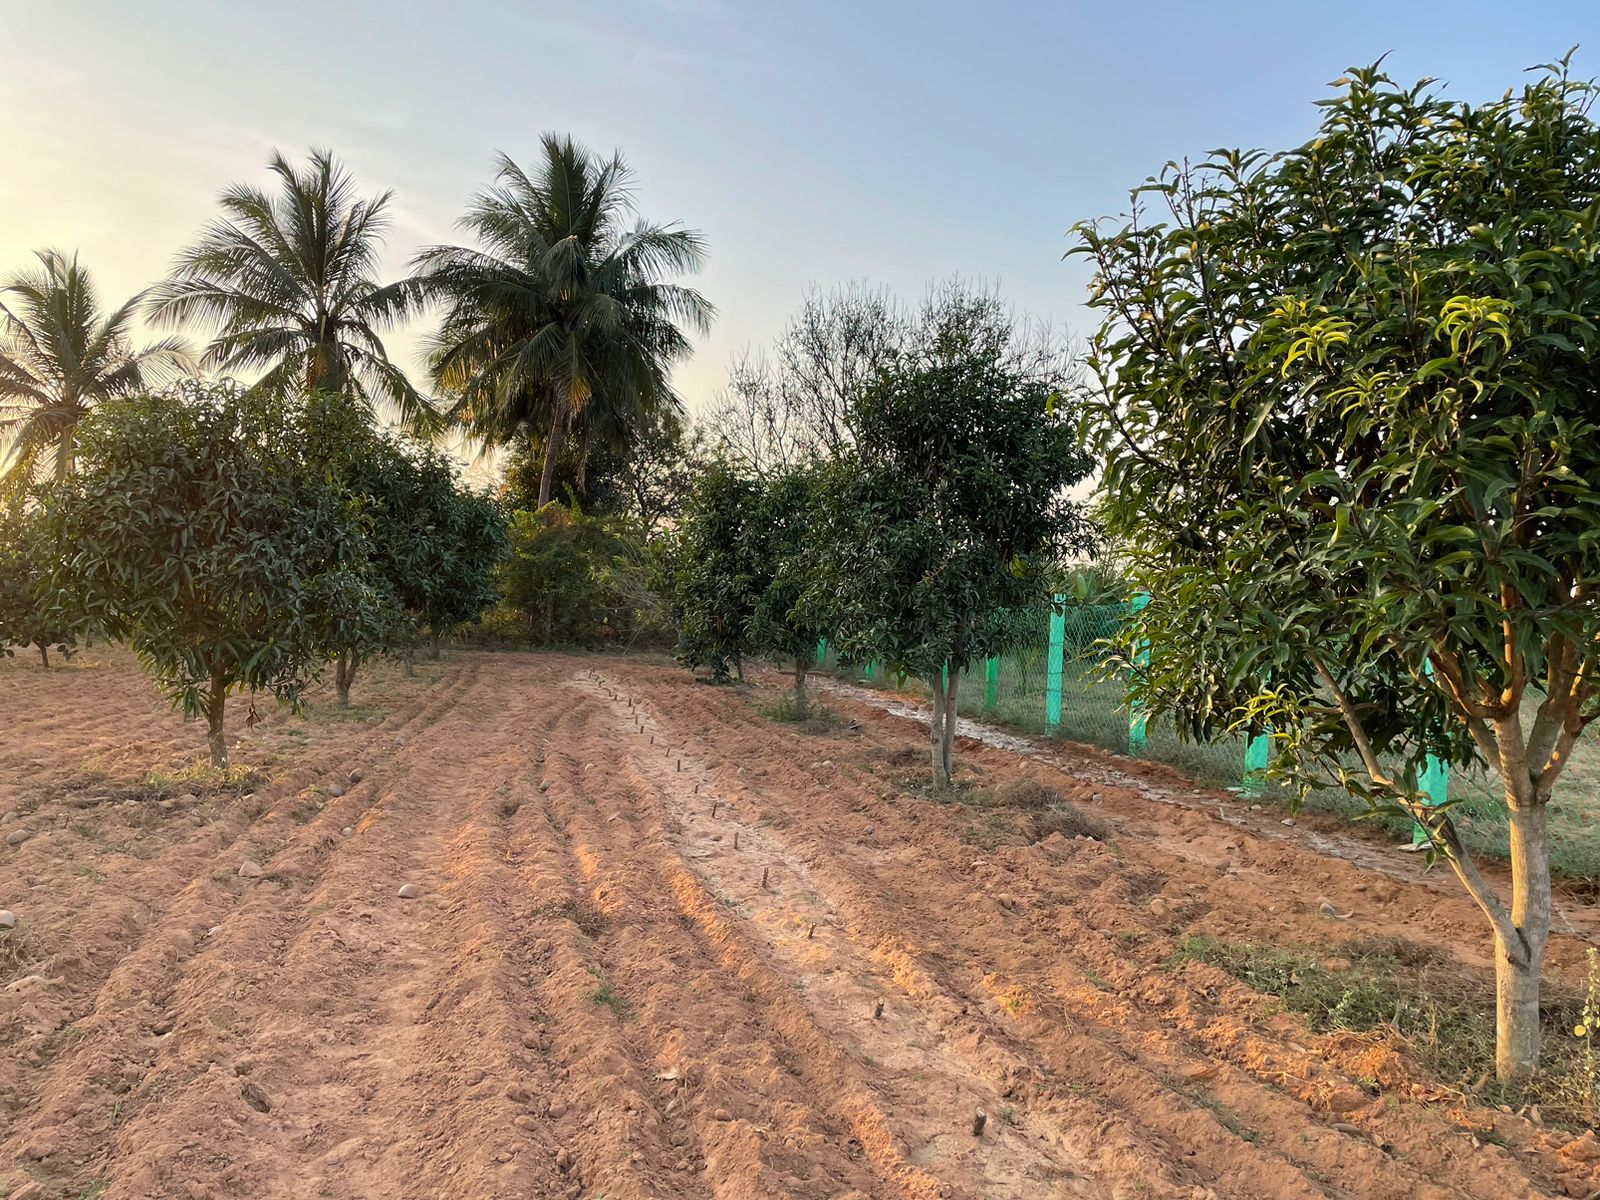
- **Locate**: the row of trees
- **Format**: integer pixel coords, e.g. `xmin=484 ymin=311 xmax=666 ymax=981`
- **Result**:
xmin=8 ymin=381 xmax=504 ymax=768
xmin=665 ymin=282 xmax=1093 ymax=784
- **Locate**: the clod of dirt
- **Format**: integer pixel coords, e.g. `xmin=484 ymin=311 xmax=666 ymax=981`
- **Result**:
xmin=397 ymin=883 xmax=422 ymax=899
xmin=514 ymin=1115 xmax=540 ymax=1132
xmin=6 ymin=828 xmax=29 ymax=846
xmin=0 ymin=909 xmax=15 ymax=929
xmin=971 ymin=1110 xmax=987 ymax=1136
xmin=712 ymin=1108 xmax=732 ymax=1121
xmin=237 ymin=860 xmax=264 ymax=879
xmin=240 ymin=1081 xmax=272 ymax=1113
xmin=1149 ymin=897 xmax=1172 ymax=919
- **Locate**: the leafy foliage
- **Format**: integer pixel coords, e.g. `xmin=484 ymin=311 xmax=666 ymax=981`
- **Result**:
xmin=660 ymin=463 xmax=763 ymax=683
xmin=498 ymin=504 xmax=664 ymax=648
xmin=40 ymin=381 xmax=382 ymax=768
xmin=415 ymin=134 xmax=713 ymax=506
xmin=0 ymin=250 xmax=190 ymax=491
xmin=0 ymin=503 xmax=78 ymax=666
xmin=1072 ymin=55 xmax=1600 ymax=1078
xmin=146 ymin=149 xmax=432 ymax=429
xmin=804 ymin=282 xmax=1093 ymax=781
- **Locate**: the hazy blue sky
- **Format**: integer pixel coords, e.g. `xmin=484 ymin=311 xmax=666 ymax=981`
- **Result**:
xmin=2 ymin=1 xmax=1596 ymax=420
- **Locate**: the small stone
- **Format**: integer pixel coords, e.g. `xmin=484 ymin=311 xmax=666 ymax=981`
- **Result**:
xmin=240 ymin=1080 xmax=272 ymax=1113
xmin=554 ymin=1147 xmax=574 ymax=1172
xmin=6 ymin=828 xmax=30 ymax=846
xmin=505 ymin=1084 xmax=531 ymax=1103
xmin=522 ymin=1032 xmax=541 ymax=1050
xmin=1249 ymin=804 xmax=1263 ymax=812
xmin=1148 ymin=897 xmax=1172 ymax=919
xmin=341 ymin=827 xmax=354 ymax=838
xmin=398 ymin=883 xmax=422 ymax=899
xmin=237 ymin=860 xmax=264 ymax=879
xmin=1318 ymin=900 xmax=1338 ymax=917
xmin=1281 ymin=818 xmax=1296 ymax=827
xmin=328 ymin=784 xmax=346 ymax=798
xmin=0 ymin=909 xmax=15 ymax=929
xmin=1180 ymin=1062 xmax=1219 ymax=1083
xmin=349 ymin=769 xmax=365 ymax=784
xmin=514 ymin=1115 xmax=540 ymax=1132
xmin=712 ymin=1108 xmax=733 ymax=1122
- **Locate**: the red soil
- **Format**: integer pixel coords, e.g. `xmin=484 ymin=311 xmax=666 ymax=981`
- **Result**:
xmin=0 ymin=649 xmax=1590 ymax=1199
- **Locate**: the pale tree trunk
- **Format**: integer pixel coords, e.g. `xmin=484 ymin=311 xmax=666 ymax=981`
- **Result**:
xmin=429 ymin=631 xmax=442 ymax=661
xmin=942 ymin=668 xmax=960 ymax=784
xmin=403 ymin=652 xmax=416 ymax=678
xmin=1494 ymin=772 xmax=1551 ymax=1080
xmin=793 ymin=659 xmax=809 ymax=717
xmin=537 ymin=405 xmax=570 ymax=508
xmin=206 ymin=665 xmax=229 ymax=772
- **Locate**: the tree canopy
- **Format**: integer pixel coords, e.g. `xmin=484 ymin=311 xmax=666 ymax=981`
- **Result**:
xmin=805 ymin=281 xmax=1093 ymax=784
xmin=1072 ymin=55 xmax=1600 ymax=1081
xmin=41 ymin=381 xmax=383 ymax=769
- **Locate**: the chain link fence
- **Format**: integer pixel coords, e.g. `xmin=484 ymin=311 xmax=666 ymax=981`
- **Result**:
xmin=814 ymin=598 xmax=1600 ymax=877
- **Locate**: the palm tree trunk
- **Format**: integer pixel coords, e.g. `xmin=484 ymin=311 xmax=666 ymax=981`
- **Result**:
xmin=56 ymin=428 xmax=75 ymax=485
xmin=538 ymin=404 xmax=570 ymax=508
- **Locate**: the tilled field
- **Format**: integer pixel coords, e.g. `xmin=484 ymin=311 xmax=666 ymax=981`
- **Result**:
xmin=1 ymin=650 xmax=1594 ymax=1199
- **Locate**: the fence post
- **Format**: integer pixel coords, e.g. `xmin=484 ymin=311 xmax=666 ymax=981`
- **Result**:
xmin=1045 ymin=595 xmax=1066 ymax=732
xmin=983 ymin=657 xmax=999 ymax=710
xmin=816 ymin=638 xmax=828 ymax=665
xmin=1243 ymin=731 xmax=1270 ymax=795
xmin=1128 ymin=591 xmax=1150 ymax=754
xmin=1415 ymin=659 xmax=1449 ymax=845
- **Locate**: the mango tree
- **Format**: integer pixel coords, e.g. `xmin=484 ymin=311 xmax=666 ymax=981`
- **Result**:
xmin=41 ymin=381 xmax=380 ymax=770
xmin=0 ymin=503 xmax=78 ymax=666
xmin=1072 ymin=57 xmax=1600 ymax=1081
xmin=742 ymin=467 xmax=826 ymax=715
xmin=805 ymin=281 xmax=1091 ymax=784
xmin=661 ymin=462 xmax=762 ymax=683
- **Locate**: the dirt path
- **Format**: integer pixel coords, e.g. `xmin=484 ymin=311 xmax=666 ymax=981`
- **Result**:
xmin=1 ymin=652 xmax=1588 ymax=1199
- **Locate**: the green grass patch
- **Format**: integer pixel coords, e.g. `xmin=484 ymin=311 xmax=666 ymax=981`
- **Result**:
xmin=1170 ymin=931 xmax=1598 ymax=1125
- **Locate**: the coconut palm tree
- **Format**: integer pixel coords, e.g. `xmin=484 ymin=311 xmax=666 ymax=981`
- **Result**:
xmin=146 ymin=147 xmax=434 ymax=429
xmin=0 ymin=250 xmax=190 ymax=490
xmin=415 ymin=134 xmax=713 ymax=505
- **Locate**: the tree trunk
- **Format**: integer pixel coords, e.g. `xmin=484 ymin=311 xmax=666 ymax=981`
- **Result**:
xmin=403 ymin=652 xmax=415 ymax=678
xmin=537 ymin=404 xmax=570 ymax=508
xmin=793 ymin=660 xmax=809 ymax=717
xmin=734 ymin=650 xmax=745 ymax=683
xmin=36 ymin=642 xmax=48 ymax=668
xmin=206 ymin=666 xmax=229 ymax=772
xmin=335 ymin=649 xmax=359 ymax=709
xmin=942 ymin=667 xmax=960 ymax=784
xmin=929 ymin=672 xmax=950 ymax=787
xmin=1496 ymin=799 xmax=1551 ymax=1080
xmin=429 ymin=631 xmax=442 ymax=660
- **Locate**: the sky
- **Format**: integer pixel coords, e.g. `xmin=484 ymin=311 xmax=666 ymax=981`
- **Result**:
xmin=2 ymin=0 xmax=1597 ymax=429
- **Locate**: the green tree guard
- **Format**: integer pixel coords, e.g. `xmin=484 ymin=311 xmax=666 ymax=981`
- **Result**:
xmin=1414 ymin=659 xmax=1449 ymax=846
xmin=864 ymin=660 xmax=877 ymax=681
xmin=816 ymin=637 xmax=828 ymax=665
xmin=983 ymin=657 xmax=999 ymax=710
xmin=1045 ymin=594 xmax=1066 ymax=731
xmin=1243 ymin=731 xmax=1271 ymax=796
xmin=1129 ymin=591 xmax=1151 ymax=753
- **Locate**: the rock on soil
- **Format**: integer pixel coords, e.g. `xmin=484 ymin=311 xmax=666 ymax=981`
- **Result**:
xmin=0 ymin=909 xmax=15 ymax=929
xmin=237 ymin=860 xmax=264 ymax=879
xmin=6 ymin=828 xmax=29 ymax=846
xmin=397 ymin=883 xmax=422 ymax=899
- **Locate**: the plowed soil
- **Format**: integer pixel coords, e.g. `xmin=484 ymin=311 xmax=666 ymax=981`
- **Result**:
xmin=1 ymin=649 xmax=1593 ymax=1199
